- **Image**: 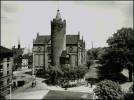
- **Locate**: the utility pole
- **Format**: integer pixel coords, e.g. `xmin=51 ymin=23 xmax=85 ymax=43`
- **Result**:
xmin=28 ymin=44 xmax=30 ymax=54
xmin=9 ymin=79 xmax=13 ymax=100
xmin=92 ymin=41 xmax=94 ymax=49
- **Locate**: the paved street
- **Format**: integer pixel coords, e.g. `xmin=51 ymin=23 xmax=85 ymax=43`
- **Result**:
xmin=6 ymin=69 xmax=49 ymax=99
xmin=5 ymin=68 xmax=96 ymax=99
xmin=5 ymin=64 xmax=132 ymax=99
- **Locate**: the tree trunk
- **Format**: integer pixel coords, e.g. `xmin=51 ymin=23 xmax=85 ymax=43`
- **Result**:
xmin=128 ymin=68 xmax=132 ymax=82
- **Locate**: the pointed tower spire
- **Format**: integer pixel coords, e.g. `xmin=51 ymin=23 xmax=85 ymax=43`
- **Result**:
xmin=28 ymin=44 xmax=30 ymax=54
xmin=18 ymin=37 xmax=20 ymax=49
xmin=84 ymin=40 xmax=85 ymax=49
xmin=56 ymin=9 xmax=61 ymax=20
xmin=92 ymin=41 xmax=93 ymax=49
xmin=82 ymin=35 xmax=83 ymax=42
xmin=37 ymin=32 xmax=39 ymax=37
xmin=78 ymin=31 xmax=80 ymax=39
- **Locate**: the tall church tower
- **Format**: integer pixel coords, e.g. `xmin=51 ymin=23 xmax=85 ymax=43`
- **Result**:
xmin=18 ymin=39 xmax=20 ymax=49
xmin=51 ymin=10 xmax=66 ymax=66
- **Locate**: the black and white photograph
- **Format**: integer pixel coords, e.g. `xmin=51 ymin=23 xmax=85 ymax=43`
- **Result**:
xmin=0 ymin=0 xmax=133 ymax=99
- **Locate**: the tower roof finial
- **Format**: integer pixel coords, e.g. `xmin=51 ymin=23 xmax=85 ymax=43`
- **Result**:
xmin=56 ymin=9 xmax=61 ymax=20
xmin=18 ymin=37 xmax=20 ymax=49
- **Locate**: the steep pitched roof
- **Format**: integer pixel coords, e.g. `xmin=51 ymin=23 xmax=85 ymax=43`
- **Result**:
xmin=66 ymin=35 xmax=79 ymax=44
xmin=0 ymin=46 xmax=13 ymax=57
xmin=35 ymin=35 xmax=51 ymax=44
xmin=34 ymin=34 xmax=80 ymax=45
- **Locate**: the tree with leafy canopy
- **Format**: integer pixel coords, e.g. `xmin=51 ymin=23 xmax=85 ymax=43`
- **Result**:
xmin=99 ymin=27 xmax=134 ymax=81
xmin=45 ymin=64 xmax=89 ymax=87
xmin=94 ymin=80 xmax=123 ymax=100
xmin=87 ymin=48 xmax=99 ymax=60
xmin=87 ymin=47 xmax=105 ymax=60
xmin=13 ymin=55 xmax=23 ymax=71
xmin=86 ymin=60 xmax=93 ymax=69
xmin=46 ymin=65 xmax=63 ymax=85
xmin=123 ymin=83 xmax=134 ymax=100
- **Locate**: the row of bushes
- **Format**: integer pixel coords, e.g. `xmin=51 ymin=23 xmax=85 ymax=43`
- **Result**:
xmin=94 ymin=80 xmax=134 ymax=100
xmin=62 ymin=84 xmax=77 ymax=89
xmin=40 ymin=64 xmax=88 ymax=87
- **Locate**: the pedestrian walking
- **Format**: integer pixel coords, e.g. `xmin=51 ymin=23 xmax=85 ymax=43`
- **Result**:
xmin=32 ymin=82 xmax=34 ymax=88
xmin=31 ymin=74 xmax=36 ymax=87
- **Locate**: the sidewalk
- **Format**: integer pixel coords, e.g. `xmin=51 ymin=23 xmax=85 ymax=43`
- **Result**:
xmin=6 ymin=70 xmax=96 ymax=99
xmin=6 ymin=81 xmax=33 ymax=99
xmin=6 ymin=77 xmax=49 ymax=99
xmin=8 ymin=90 xmax=49 ymax=99
xmin=12 ymin=81 xmax=33 ymax=93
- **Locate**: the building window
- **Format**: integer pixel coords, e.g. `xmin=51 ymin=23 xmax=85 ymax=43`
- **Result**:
xmin=7 ymin=64 xmax=9 ymax=69
xmin=0 ymin=65 xmax=3 ymax=77
xmin=48 ymin=54 xmax=51 ymax=60
xmin=75 ymin=55 xmax=77 ymax=66
xmin=47 ymin=47 xmax=51 ymax=52
xmin=0 ymin=58 xmax=2 ymax=62
xmin=37 ymin=47 xmax=41 ymax=51
xmin=0 ymin=80 xmax=3 ymax=87
xmin=35 ymin=55 xmax=38 ymax=66
xmin=7 ymin=71 xmax=9 ymax=75
xmin=7 ymin=57 xmax=10 ymax=62
xmin=0 ymin=71 xmax=3 ymax=77
xmin=69 ymin=46 xmax=73 ymax=52
xmin=7 ymin=78 xmax=10 ymax=84
xmin=38 ymin=55 xmax=40 ymax=66
xmin=0 ymin=65 xmax=3 ymax=70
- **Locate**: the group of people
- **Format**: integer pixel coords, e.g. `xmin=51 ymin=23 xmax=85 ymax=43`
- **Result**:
xmin=31 ymin=80 xmax=36 ymax=88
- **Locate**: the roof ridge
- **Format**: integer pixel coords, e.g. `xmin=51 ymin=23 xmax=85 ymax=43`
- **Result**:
xmin=39 ymin=35 xmax=50 ymax=36
xmin=66 ymin=34 xmax=79 ymax=35
xmin=35 ymin=34 xmax=81 ymax=45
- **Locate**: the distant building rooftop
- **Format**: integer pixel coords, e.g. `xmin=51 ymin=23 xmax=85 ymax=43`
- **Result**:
xmin=0 ymin=46 xmax=13 ymax=58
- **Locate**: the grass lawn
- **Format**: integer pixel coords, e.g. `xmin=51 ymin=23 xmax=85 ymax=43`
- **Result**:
xmin=43 ymin=90 xmax=93 ymax=99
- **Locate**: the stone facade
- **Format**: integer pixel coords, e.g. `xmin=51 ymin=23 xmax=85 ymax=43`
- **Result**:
xmin=51 ymin=10 xmax=66 ymax=66
xmin=33 ymin=10 xmax=86 ymax=73
xmin=0 ymin=46 xmax=13 ymax=96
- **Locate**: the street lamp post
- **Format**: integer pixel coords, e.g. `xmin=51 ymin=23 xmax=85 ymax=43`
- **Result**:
xmin=9 ymin=84 xmax=11 ymax=100
xmin=9 ymin=79 xmax=13 ymax=100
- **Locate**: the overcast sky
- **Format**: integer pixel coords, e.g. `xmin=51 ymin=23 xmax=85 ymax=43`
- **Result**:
xmin=1 ymin=1 xmax=133 ymax=50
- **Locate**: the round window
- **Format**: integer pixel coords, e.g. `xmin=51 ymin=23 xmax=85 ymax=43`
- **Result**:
xmin=38 ymin=47 xmax=41 ymax=51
